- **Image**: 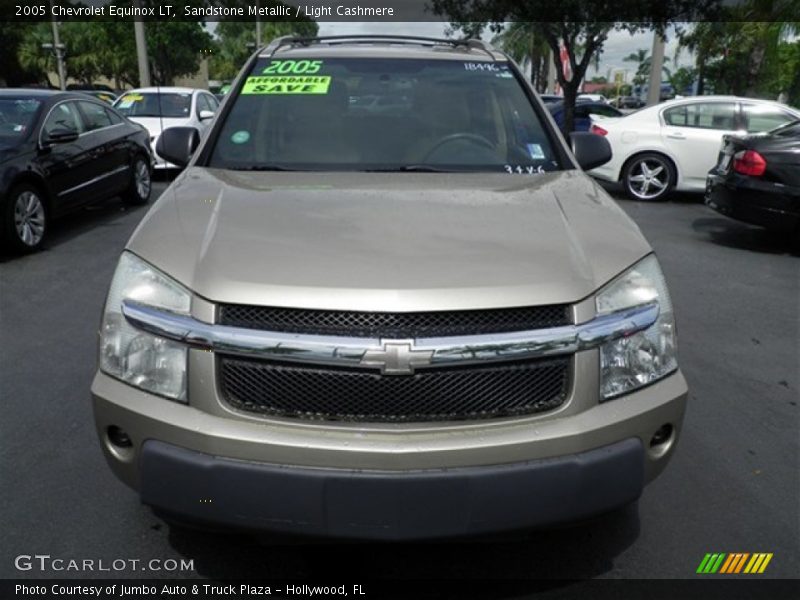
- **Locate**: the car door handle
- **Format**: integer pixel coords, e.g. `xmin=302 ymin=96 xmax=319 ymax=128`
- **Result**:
xmin=666 ymin=132 xmax=686 ymax=140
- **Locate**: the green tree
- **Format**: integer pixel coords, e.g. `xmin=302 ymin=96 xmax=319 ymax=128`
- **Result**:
xmin=622 ymin=49 xmax=648 ymax=86
xmin=0 ymin=22 xmax=41 ymax=86
xmin=211 ymin=18 xmax=318 ymax=81
xmin=623 ymin=49 xmax=671 ymax=88
xmin=491 ymin=23 xmax=550 ymax=92
xmin=17 ymin=24 xmax=57 ymax=87
xmin=209 ymin=1 xmax=318 ymax=81
xmin=678 ymin=1 xmax=798 ymax=98
xmin=667 ymin=66 xmax=697 ymax=96
xmin=145 ymin=20 xmax=214 ymax=85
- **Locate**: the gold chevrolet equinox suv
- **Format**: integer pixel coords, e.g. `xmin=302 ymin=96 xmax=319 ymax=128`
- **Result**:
xmin=92 ymin=35 xmax=688 ymax=540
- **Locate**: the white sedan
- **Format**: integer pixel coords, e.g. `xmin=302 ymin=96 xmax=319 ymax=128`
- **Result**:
xmin=113 ymin=87 xmax=220 ymax=169
xmin=590 ymin=96 xmax=800 ymax=201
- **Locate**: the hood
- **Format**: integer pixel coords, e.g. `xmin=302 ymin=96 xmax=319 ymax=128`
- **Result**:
xmin=125 ymin=117 xmax=187 ymax=138
xmin=127 ymin=169 xmax=651 ymax=311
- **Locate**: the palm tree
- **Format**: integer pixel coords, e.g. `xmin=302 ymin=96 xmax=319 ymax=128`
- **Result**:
xmin=623 ymin=49 xmax=649 ymax=86
xmin=17 ymin=24 xmax=57 ymax=87
xmin=624 ymin=48 xmax=671 ymax=88
xmin=492 ymin=23 xmax=550 ymax=92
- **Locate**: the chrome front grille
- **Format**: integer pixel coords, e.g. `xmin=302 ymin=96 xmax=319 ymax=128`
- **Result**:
xmin=218 ymin=303 xmax=572 ymax=338
xmin=219 ymin=356 xmax=571 ymax=422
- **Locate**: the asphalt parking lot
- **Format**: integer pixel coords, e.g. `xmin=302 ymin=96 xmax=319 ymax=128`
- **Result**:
xmin=1 ymin=179 xmax=797 ymax=585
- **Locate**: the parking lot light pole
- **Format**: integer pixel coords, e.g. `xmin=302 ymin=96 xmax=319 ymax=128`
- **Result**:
xmin=41 ymin=42 xmax=66 ymax=91
xmin=133 ymin=0 xmax=151 ymax=87
xmin=48 ymin=1 xmax=66 ymax=90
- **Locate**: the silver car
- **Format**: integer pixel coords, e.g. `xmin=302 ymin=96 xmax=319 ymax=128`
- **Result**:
xmin=92 ymin=35 xmax=687 ymax=540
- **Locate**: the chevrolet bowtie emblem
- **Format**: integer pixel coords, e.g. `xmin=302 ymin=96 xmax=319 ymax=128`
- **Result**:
xmin=360 ymin=341 xmax=434 ymax=375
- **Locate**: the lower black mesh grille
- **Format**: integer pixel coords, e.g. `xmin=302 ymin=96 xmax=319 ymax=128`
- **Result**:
xmin=219 ymin=357 xmax=570 ymax=423
xmin=218 ymin=303 xmax=571 ymax=338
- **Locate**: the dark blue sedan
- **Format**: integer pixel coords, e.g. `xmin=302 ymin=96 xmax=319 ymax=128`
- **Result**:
xmin=547 ymin=100 xmax=623 ymax=132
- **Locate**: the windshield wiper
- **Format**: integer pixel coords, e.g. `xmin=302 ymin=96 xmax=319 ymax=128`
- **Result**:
xmin=231 ymin=164 xmax=303 ymax=172
xmin=364 ymin=165 xmax=455 ymax=173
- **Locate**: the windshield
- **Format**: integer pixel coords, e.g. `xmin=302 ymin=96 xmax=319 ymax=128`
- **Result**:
xmin=0 ymin=98 xmax=41 ymax=145
xmin=772 ymin=119 xmax=800 ymax=136
xmin=114 ymin=92 xmax=192 ymax=119
xmin=208 ymin=57 xmax=561 ymax=173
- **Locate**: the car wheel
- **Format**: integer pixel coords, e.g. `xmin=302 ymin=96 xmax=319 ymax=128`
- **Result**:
xmin=622 ymin=153 xmax=675 ymax=201
xmin=122 ymin=155 xmax=152 ymax=206
xmin=2 ymin=183 xmax=48 ymax=253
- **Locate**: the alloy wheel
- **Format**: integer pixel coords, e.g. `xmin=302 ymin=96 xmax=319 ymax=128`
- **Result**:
xmin=135 ymin=159 xmax=151 ymax=200
xmin=627 ymin=158 xmax=670 ymax=200
xmin=13 ymin=191 xmax=46 ymax=247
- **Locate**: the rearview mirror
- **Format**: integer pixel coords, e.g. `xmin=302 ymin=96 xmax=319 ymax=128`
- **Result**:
xmin=198 ymin=110 xmax=215 ymax=121
xmin=43 ymin=127 xmax=79 ymax=145
xmin=156 ymin=126 xmax=200 ymax=168
xmin=569 ymin=132 xmax=612 ymax=171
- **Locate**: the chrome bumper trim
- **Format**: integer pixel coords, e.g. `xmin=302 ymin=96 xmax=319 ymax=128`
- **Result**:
xmin=121 ymin=300 xmax=659 ymax=372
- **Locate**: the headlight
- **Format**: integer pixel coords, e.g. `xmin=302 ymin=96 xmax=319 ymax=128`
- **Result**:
xmin=596 ymin=254 xmax=677 ymax=399
xmin=99 ymin=252 xmax=191 ymax=401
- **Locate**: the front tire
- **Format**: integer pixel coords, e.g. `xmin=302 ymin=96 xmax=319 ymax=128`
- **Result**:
xmin=2 ymin=183 xmax=48 ymax=253
xmin=622 ymin=153 xmax=675 ymax=201
xmin=122 ymin=155 xmax=152 ymax=206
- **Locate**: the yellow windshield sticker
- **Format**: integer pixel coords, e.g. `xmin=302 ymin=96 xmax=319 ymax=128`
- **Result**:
xmin=242 ymin=76 xmax=331 ymax=95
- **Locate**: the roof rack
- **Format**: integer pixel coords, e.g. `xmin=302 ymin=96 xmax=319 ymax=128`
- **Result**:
xmin=261 ymin=35 xmax=500 ymax=60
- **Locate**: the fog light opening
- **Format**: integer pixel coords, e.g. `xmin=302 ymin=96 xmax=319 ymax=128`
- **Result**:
xmin=105 ymin=425 xmax=135 ymax=462
xmin=107 ymin=425 xmax=132 ymax=448
xmin=648 ymin=423 xmax=674 ymax=459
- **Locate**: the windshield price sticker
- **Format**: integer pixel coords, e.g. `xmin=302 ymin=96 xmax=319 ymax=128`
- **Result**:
xmin=464 ymin=62 xmax=513 ymax=73
xmin=505 ymin=165 xmax=547 ymax=175
xmin=242 ymin=76 xmax=332 ymax=95
xmin=263 ymin=60 xmax=324 ymax=75
xmin=464 ymin=62 xmax=500 ymax=72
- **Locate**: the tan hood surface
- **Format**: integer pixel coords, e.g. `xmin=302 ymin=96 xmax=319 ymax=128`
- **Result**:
xmin=127 ymin=168 xmax=651 ymax=311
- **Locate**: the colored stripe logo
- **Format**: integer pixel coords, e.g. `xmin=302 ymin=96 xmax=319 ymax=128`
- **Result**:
xmin=697 ymin=553 xmax=773 ymax=574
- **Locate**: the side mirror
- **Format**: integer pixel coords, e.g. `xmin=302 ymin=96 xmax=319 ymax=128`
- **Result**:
xmin=198 ymin=110 xmax=215 ymax=121
xmin=156 ymin=126 xmax=200 ymax=168
xmin=43 ymin=127 xmax=79 ymax=145
xmin=569 ymin=131 xmax=612 ymax=171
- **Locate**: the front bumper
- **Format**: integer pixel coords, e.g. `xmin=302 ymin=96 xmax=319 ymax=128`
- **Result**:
xmin=92 ymin=362 xmax=687 ymax=539
xmin=706 ymin=170 xmax=800 ymax=232
xmin=141 ymin=437 xmax=643 ymax=540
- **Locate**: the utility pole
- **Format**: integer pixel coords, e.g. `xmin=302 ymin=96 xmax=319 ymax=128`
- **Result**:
xmin=647 ymin=32 xmax=665 ymax=106
xmin=48 ymin=0 xmax=66 ymax=90
xmin=133 ymin=0 xmax=151 ymax=87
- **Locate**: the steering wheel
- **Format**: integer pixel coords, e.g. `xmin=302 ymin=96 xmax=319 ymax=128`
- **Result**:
xmin=421 ymin=133 xmax=496 ymax=162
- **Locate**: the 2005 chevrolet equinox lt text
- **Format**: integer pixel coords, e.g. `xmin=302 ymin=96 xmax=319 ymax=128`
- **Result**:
xmin=91 ymin=35 xmax=687 ymax=540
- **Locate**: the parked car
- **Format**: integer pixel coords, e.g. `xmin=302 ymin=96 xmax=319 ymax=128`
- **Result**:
xmin=590 ymin=96 xmax=800 ymax=201
xmin=113 ymin=87 xmax=219 ymax=169
xmin=539 ymin=93 xmax=562 ymax=104
xmin=0 ymin=89 xmax=152 ymax=253
xmin=93 ymin=35 xmax=687 ymax=540
xmin=79 ymin=90 xmax=118 ymax=104
xmin=547 ymin=100 xmax=622 ymax=132
xmin=705 ymin=119 xmax=800 ymax=236
xmin=67 ymin=83 xmax=116 ymax=94
xmin=610 ymin=96 xmax=645 ymax=109
xmin=578 ymin=93 xmax=608 ymax=104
